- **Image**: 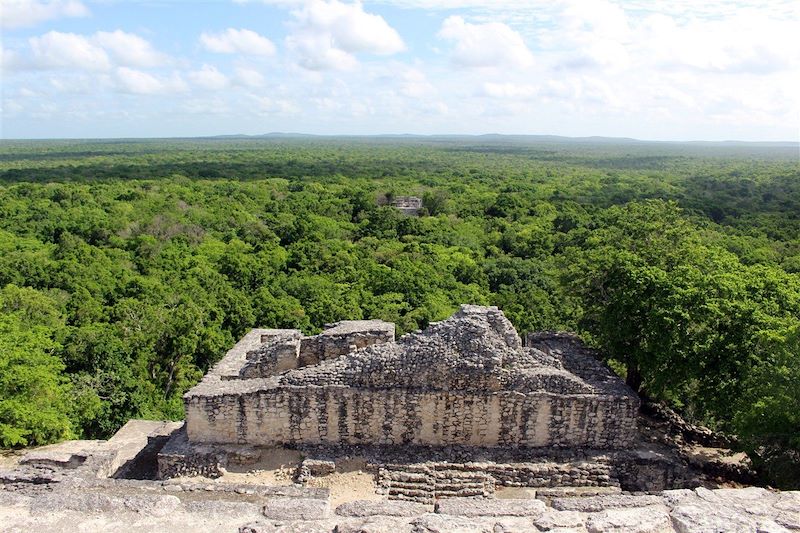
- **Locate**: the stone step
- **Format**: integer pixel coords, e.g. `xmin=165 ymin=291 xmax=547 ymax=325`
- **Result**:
xmin=433 ymin=472 xmax=492 ymax=480
xmin=387 ymin=493 xmax=434 ymax=503
xmin=383 ymin=472 xmax=432 ymax=483
xmin=388 ymin=485 xmax=434 ymax=495
xmin=436 ymin=489 xmax=492 ymax=496
xmin=435 ymin=483 xmax=490 ymax=491
xmin=382 ymin=464 xmax=432 ymax=473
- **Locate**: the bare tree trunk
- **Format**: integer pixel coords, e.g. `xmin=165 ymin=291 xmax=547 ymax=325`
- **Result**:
xmin=626 ymin=363 xmax=643 ymax=393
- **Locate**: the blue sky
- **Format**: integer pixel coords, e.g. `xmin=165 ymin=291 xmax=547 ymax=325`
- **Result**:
xmin=2 ymin=0 xmax=799 ymax=141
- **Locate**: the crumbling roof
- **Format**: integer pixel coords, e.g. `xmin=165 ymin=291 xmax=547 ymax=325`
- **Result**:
xmin=277 ymin=305 xmax=616 ymax=395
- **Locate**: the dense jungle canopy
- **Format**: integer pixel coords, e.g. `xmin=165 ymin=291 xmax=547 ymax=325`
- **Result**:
xmin=0 ymin=136 xmax=798 ymax=486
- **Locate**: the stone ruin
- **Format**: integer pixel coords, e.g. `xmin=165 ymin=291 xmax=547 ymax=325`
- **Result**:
xmin=391 ymin=195 xmax=422 ymax=215
xmin=3 ymin=305 xmax=795 ymax=532
xmin=153 ymin=305 xmax=729 ymax=497
xmin=182 ymin=305 xmax=639 ymax=449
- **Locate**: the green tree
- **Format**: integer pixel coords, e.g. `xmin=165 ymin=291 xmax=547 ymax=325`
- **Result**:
xmin=0 ymin=314 xmax=73 ymax=446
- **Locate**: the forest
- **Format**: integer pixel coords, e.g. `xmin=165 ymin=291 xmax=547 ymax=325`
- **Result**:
xmin=0 ymin=136 xmax=798 ymax=487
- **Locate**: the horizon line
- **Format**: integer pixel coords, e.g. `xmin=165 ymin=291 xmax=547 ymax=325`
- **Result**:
xmin=1 ymin=132 xmax=798 ymax=146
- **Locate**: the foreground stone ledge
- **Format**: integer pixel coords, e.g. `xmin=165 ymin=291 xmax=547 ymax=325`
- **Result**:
xmin=262 ymin=497 xmax=331 ymax=520
xmin=434 ymin=497 xmax=546 ymax=517
xmin=664 ymin=487 xmax=800 ymax=532
xmin=30 ymin=492 xmax=182 ymax=517
xmin=534 ymin=509 xmax=587 ymax=530
xmin=551 ymin=494 xmax=664 ymax=512
xmin=1 ymin=484 xmax=798 ymax=532
xmin=240 ymin=520 xmax=341 ymax=533
xmin=584 ymin=505 xmax=672 ymax=533
xmin=335 ymin=499 xmax=430 ymax=517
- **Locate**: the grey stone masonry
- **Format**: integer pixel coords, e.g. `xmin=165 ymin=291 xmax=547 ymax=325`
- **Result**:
xmin=298 ymin=320 xmax=395 ymax=367
xmin=237 ymin=320 xmax=394 ymax=379
xmin=239 ymin=330 xmax=302 ymax=379
xmin=184 ymin=305 xmax=639 ymax=448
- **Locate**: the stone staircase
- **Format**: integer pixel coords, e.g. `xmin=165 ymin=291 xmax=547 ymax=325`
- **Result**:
xmin=377 ymin=464 xmax=496 ymax=504
xmin=376 ymin=460 xmax=617 ymax=504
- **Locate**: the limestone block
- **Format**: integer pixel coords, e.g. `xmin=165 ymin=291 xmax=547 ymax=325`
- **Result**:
xmin=434 ymin=497 xmax=546 ymax=517
xmin=334 ymin=516 xmax=416 ymax=532
xmin=180 ymin=500 xmax=263 ymax=521
xmin=533 ymin=510 xmax=587 ymax=531
xmin=240 ymin=520 xmax=339 ymax=533
xmin=335 ymin=499 xmax=430 ymax=517
xmin=262 ymin=497 xmax=331 ymax=520
xmin=409 ymin=513 xmax=536 ymax=532
xmin=31 ymin=492 xmax=181 ymax=517
xmin=669 ymin=503 xmax=780 ymax=533
xmin=584 ymin=506 xmax=673 ymax=533
xmin=302 ymin=459 xmax=336 ymax=477
xmin=663 ymin=487 xmax=799 ymax=532
xmin=551 ymin=494 xmax=663 ymax=512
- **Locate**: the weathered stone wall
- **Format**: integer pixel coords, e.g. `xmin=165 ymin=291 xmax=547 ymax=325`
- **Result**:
xmin=298 ymin=320 xmax=395 ymax=367
xmin=239 ymin=332 xmax=301 ymax=379
xmin=185 ymin=386 xmax=638 ymax=448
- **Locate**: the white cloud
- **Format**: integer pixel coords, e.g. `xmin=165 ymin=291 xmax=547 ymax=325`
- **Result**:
xmin=397 ymin=67 xmax=434 ymax=97
xmin=2 ymin=99 xmax=25 ymax=116
xmin=200 ymin=28 xmax=277 ymax=56
xmin=638 ymin=12 xmax=800 ymax=73
xmin=251 ymin=94 xmax=301 ymax=115
xmin=28 ymin=31 xmax=111 ymax=71
xmin=94 ymin=31 xmax=169 ymax=68
xmin=114 ymin=68 xmax=163 ymax=94
xmin=545 ymin=0 xmax=631 ymax=69
xmin=8 ymin=30 xmax=168 ymax=71
xmin=180 ymin=98 xmax=233 ymax=115
xmin=548 ymin=2 xmax=799 ymax=74
xmin=48 ymin=74 xmax=96 ymax=94
xmin=437 ymin=16 xmax=533 ymax=68
xmin=479 ymin=82 xmax=537 ymax=99
xmin=1 ymin=0 xmax=88 ymax=29
xmin=233 ymin=66 xmax=267 ymax=87
xmin=188 ymin=64 xmax=230 ymax=90
xmin=0 ymin=44 xmax=19 ymax=70
xmin=106 ymin=67 xmax=188 ymax=95
xmin=286 ymin=0 xmax=405 ymax=71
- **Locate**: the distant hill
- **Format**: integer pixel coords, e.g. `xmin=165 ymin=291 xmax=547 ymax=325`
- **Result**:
xmin=198 ymin=132 xmax=799 ymax=148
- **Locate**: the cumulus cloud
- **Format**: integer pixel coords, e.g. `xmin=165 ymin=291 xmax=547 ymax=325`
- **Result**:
xmin=95 ymin=31 xmax=170 ymax=68
xmin=286 ymin=0 xmax=405 ymax=71
xmin=200 ymin=28 xmax=277 ymax=56
xmin=0 ymin=44 xmax=20 ymax=71
xmin=397 ymin=67 xmax=435 ymax=97
xmin=638 ymin=12 xmax=800 ymax=73
xmin=188 ymin=64 xmax=230 ymax=90
xmin=28 ymin=31 xmax=111 ymax=71
xmin=479 ymin=82 xmax=538 ymax=99
xmin=233 ymin=66 xmax=267 ymax=87
xmin=114 ymin=67 xmax=187 ymax=95
xmin=549 ymin=2 xmax=799 ymax=74
xmin=8 ymin=30 xmax=168 ymax=71
xmin=437 ymin=16 xmax=533 ymax=68
xmin=1 ymin=0 xmax=89 ymax=29
xmin=250 ymin=94 xmax=301 ymax=115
